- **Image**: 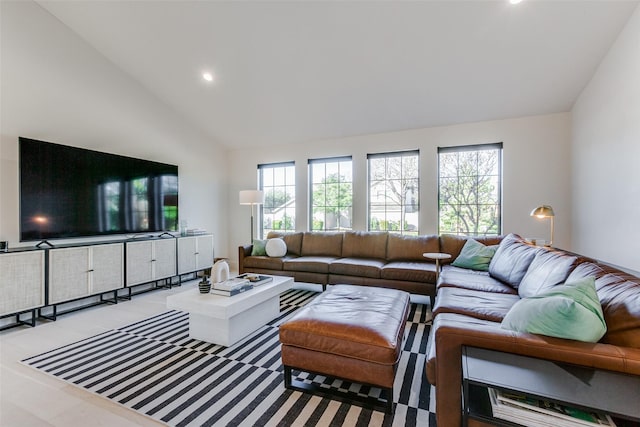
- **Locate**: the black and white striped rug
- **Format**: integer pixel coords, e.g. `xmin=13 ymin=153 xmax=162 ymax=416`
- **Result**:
xmin=22 ymin=289 xmax=435 ymax=426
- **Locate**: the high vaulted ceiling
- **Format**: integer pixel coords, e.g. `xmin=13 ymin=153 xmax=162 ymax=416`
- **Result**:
xmin=37 ymin=1 xmax=638 ymax=149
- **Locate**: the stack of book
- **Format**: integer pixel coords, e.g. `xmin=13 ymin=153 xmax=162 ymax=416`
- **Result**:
xmin=186 ymin=228 xmax=207 ymax=236
xmin=211 ymin=278 xmax=253 ymax=296
xmin=488 ymin=388 xmax=616 ymax=427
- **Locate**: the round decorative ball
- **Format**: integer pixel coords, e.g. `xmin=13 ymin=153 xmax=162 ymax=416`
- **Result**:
xmin=265 ymin=238 xmax=287 ymax=257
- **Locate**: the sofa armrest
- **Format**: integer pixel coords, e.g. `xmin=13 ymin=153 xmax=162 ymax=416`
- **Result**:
xmin=430 ymin=312 xmax=640 ymax=427
xmin=238 ymin=245 xmax=253 ymax=275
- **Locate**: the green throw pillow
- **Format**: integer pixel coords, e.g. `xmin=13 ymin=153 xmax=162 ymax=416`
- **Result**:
xmin=251 ymin=239 xmax=267 ymax=256
xmin=501 ymin=276 xmax=607 ymax=343
xmin=452 ymin=239 xmax=498 ymax=271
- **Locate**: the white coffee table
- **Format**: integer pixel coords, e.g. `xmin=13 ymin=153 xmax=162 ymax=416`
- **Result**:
xmin=166 ymin=275 xmax=294 ymax=346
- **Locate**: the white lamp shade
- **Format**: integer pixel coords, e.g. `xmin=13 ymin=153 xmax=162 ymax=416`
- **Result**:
xmin=239 ymin=190 xmax=264 ymax=205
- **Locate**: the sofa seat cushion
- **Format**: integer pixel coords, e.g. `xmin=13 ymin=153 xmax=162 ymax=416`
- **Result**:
xmin=517 ymin=249 xmax=579 ymax=298
xmin=488 ymin=233 xmax=540 ymax=288
xmin=381 ymin=261 xmax=436 ymax=283
xmin=329 ymin=258 xmax=385 ymax=279
xmin=243 ymin=254 xmax=297 ymax=271
xmin=342 ymin=231 xmax=388 ymax=259
xmin=438 ymin=266 xmax=517 ymax=294
xmin=283 ymin=256 xmax=338 ymax=274
xmin=433 ymin=287 xmax=520 ymax=322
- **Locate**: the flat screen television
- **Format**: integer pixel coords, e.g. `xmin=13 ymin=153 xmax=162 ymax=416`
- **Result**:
xmin=19 ymin=137 xmax=179 ymax=242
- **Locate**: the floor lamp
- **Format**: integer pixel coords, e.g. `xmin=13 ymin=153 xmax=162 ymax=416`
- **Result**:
xmin=239 ymin=190 xmax=264 ymax=242
xmin=530 ymin=205 xmax=555 ymax=247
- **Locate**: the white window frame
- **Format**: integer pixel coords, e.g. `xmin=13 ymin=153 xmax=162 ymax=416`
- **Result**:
xmin=438 ymin=143 xmax=503 ymax=236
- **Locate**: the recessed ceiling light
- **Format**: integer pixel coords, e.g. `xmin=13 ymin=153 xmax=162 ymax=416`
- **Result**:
xmin=509 ymin=0 xmax=523 ymax=4
xmin=202 ymin=72 xmax=214 ymax=82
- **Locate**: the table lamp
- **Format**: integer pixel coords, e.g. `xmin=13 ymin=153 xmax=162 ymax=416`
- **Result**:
xmin=530 ymin=205 xmax=554 ymax=247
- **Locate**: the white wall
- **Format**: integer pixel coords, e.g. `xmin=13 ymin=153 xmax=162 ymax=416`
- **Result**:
xmin=227 ymin=113 xmax=572 ymax=268
xmin=0 ymin=1 xmax=228 ymax=256
xmin=572 ymin=5 xmax=640 ymax=273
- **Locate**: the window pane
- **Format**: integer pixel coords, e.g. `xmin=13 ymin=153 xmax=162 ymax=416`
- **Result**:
xmin=309 ymin=157 xmax=353 ymax=232
xmin=438 ymin=145 xmax=502 ymax=236
xmin=259 ymin=163 xmax=295 ymax=238
xmin=273 ymin=168 xmax=285 ymax=185
xmin=312 ymin=165 xmax=325 ymax=184
xmin=367 ymin=151 xmax=420 ymax=235
xmin=370 ymin=158 xmax=386 ymax=181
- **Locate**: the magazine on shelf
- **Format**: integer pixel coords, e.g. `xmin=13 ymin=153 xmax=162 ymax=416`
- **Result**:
xmin=488 ymin=388 xmax=616 ymax=427
xmin=236 ymin=274 xmax=273 ymax=286
xmin=213 ymin=278 xmax=250 ymax=292
xmin=210 ymin=283 xmax=254 ymax=296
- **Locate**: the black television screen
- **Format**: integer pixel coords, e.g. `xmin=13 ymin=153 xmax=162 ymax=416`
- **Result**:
xmin=19 ymin=137 xmax=179 ymax=241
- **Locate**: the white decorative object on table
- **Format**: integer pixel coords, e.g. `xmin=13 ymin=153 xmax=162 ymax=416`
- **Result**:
xmin=212 ymin=259 xmax=230 ymax=283
xmin=265 ymin=238 xmax=287 ymax=257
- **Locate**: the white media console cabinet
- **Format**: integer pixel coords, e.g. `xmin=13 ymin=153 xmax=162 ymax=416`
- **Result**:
xmin=0 ymin=234 xmax=213 ymax=330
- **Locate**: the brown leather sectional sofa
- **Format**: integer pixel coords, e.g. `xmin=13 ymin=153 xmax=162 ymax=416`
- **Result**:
xmin=426 ymin=233 xmax=640 ymax=426
xmin=238 ymin=231 xmax=502 ymax=297
xmin=241 ymin=231 xmax=640 ymax=425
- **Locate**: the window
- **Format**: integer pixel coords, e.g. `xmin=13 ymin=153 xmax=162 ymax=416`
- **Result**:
xmin=259 ymin=162 xmax=295 ymax=237
xmin=309 ymin=157 xmax=353 ymax=231
xmin=368 ymin=150 xmax=419 ymax=235
xmin=438 ymin=143 xmax=502 ymax=236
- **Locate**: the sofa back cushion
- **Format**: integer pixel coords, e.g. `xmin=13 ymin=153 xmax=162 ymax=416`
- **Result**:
xmin=300 ymin=232 xmax=344 ymax=257
xmin=386 ymin=234 xmax=439 ymax=261
xmin=440 ymin=234 xmax=504 ymax=261
xmin=517 ymin=249 xmax=579 ymax=298
xmin=342 ymin=231 xmax=388 ymax=259
xmin=488 ymin=233 xmax=540 ymax=288
xmin=267 ymin=231 xmax=303 ymax=256
xmin=568 ymin=262 xmax=640 ymax=348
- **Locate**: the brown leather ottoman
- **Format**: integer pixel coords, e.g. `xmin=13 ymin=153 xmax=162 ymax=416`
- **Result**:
xmin=279 ymin=284 xmax=411 ymax=413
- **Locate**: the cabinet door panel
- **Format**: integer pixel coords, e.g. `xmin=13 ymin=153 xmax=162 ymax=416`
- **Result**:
xmin=92 ymin=243 xmax=124 ymax=293
xmin=0 ymin=251 xmax=45 ymax=316
xmin=126 ymin=241 xmax=153 ymax=286
xmin=49 ymin=247 xmax=90 ymax=304
xmin=196 ymin=235 xmax=214 ymax=271
xmin=177 ymin=237 xmax=197 ymax=274
xmin=154 ymin=239 xmax=177 ymax=279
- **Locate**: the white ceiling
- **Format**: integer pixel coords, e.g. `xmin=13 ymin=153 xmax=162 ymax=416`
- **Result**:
xmin=37 ymin=0 xmax=638 ymax=149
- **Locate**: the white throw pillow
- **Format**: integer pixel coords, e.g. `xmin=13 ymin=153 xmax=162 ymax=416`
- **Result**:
xmin=265 ymin=238 xmax=287 ymax=257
